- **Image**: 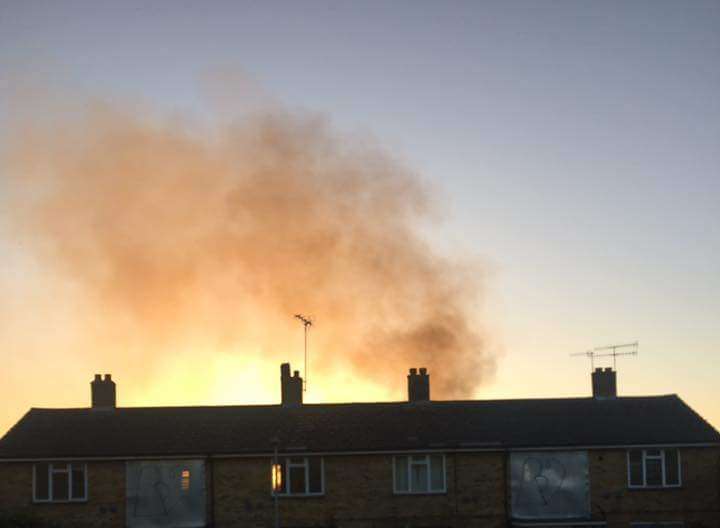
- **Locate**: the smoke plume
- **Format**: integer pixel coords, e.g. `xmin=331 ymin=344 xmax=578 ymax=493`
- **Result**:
xmin=2 ymin=96 xmax=494 ymax=402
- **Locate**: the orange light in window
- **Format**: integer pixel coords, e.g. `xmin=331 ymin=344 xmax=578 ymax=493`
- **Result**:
xmin=271 ymin=463 xmax=283 ymax=493
xmin=181 ymin=469 xmax=190 ymax=491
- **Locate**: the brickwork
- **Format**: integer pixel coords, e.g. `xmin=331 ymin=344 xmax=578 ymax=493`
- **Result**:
xmin=213 ymin=452 xmax=507 ymax=528
xmin=0 ymin=461 xmax=125 ymax=527
xmin=588 ymin=448 xmax=720 ymax=528
xmin=0 ymin=447 xmax=717 ymax=527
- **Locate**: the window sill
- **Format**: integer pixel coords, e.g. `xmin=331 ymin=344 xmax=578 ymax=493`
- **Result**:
xmin=393 ymin=491 xmax=447 ymax=496
xmin=627 ymin=485 xmax=682 ymax=491
xmin=271 ymin=493 xmax=325 ymax=499
xmin=33 ymin=499 xmax=89 ymax=504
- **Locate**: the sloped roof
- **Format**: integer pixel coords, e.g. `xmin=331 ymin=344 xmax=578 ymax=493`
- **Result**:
xmin=0 ymin=395 xmax=718 ymax=459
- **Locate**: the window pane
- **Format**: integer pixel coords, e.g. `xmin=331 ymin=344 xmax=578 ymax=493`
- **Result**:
xmin=71 ymin=465 xmax=86 ymax=499
xmin=645 ymin=449 xmax=661 ymax=457
xmin=308 ymin=458 xmax=322 ymax=493
xmin=35 ymin=464 xmax=49 ymax=500
xmin=289 ymin=465 xmax=306 ymax=494
xmin=410 ymin=462 xmax=428 ymax=492
xmin=645 ymin=457 xmax=662 ymax=486
xmin=394 ymin=457 xmax=409 ymax=492
xmin=271 ymin=460 xmax=285 ymax=493
xmin=52 ymin=470 xmax=70 ymax=501
xmin=628 ymin=450 xmax=643 ymax=486
xmin=664 ymin=450 xmax=680 ymax=485
xmin=430 ymin=455 xmax=444 ymax=491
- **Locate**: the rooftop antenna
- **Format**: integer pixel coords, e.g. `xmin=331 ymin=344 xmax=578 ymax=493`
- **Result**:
xmin=572 ymin=341 xmax=639 ymax=370
xmin=294 ymin=314 xmax=312 ymax=391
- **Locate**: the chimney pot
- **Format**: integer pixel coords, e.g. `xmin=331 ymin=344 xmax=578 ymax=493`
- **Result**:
xmin=94 ymin=374 xmax=102 ymax=381
xmin=408 ymin=367 xmax=430 ymax=403
xmin=280 ymin=363 xmax=303 ymax=406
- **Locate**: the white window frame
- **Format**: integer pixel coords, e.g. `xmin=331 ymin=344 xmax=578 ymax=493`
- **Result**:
xmin=392 ymin=454 xmax=446 ymax=494
xmin=33 ymin=462 xmax=88 ymax=503
xmin=271 ymin=456 xmax=324 ymax=496
xmin=627 ymin=448 xmax=681 ymax=489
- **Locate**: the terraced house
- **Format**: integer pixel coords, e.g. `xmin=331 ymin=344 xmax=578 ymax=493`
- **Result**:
xmin=0 ymin=364 xmax=718 ymax=528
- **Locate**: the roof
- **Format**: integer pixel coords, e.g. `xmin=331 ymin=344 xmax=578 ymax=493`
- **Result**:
xmin=0 ymin=395 xmax=718 ymax=459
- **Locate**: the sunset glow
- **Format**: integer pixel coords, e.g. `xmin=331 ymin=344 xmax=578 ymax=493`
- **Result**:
xmin=1 ymin=1 xmax=718 ymax=437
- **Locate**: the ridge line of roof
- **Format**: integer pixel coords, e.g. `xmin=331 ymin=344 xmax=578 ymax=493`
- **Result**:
xmin=25 ymin=394 xmax=679 ymax=413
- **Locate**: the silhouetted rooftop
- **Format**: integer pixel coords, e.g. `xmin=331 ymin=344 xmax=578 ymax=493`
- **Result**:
xmin=1 ymin=395 xmax=718 ymax=459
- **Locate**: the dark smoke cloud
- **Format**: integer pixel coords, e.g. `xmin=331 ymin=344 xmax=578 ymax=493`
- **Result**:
xmin=3 ymin=97 xmax=494 ymax=400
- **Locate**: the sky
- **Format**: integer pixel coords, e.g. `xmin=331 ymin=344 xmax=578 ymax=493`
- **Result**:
xmin=0 ymin=1 xmax=718 ymax=434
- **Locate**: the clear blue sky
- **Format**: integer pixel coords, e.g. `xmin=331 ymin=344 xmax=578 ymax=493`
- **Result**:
xmin=1 ymin=1 xmax=718 ymax=428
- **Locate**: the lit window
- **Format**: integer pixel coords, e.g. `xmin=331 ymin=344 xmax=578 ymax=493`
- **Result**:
xmin=270 ymin=457 xmax=323 ymax=496
xmin=628 ymin=449 xmax=681 ymax=488
xmin=181 ymin=469 xmax=190 ymax=492
xmin=33 ymin=463 xmax=87 ymax=502
xmin=393 ymin=454 xmax=445 ymax=494
xmin=271 ymin=463 xmax=283 ymax=493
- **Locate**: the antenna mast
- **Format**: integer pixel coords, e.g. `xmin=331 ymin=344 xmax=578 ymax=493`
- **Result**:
xmin=294 ymin=314 xmax=312 ymax=391
xmin=572 ymin=341 xmax=639 ymax=369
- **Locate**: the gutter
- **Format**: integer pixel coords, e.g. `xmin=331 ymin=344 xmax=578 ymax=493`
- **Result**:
xmin=1 ymin=442 xmax=719 ymax=463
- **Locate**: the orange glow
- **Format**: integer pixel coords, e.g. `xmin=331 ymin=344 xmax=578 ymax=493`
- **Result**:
xmin=271 ymin=463 xmax=283 ymax=493
xmin=0 ymin=93 xmax=495 ymax=439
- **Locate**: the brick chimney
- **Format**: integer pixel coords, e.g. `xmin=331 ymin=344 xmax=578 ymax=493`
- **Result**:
xmin=91 ymin=374 xmax=116 ymax=409
xmin=592 ymin=367 xmax=617 ymax=398
xmin=407 ymin=367 xmax=430 ymax=402
xmin=280 ymin=363 xmax=303 ymax=406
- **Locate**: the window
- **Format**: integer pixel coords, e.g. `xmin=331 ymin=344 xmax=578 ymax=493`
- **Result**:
xmin=33 ymin=463 xmax=87 ymax=502
xmin=627 ymin=449 xmax=681 ymax=488
xmin=393 ymin=454 xmax=446 ymax=494
xmin=270 ymin=457 xmax=323 ymax=496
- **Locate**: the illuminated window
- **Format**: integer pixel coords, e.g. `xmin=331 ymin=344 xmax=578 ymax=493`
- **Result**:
xmin=270 ymin=457 xmax=323 ymax=495
xmin=33 ymin=463 xmax=87 ymax=502
xmin=271 ymin=463 xmax=283 ymax=492
xmin=181 ymin=469 xmax=191 ymax=492
xmin=393 ymin=454 xmax=445 ymax=494
xmin=628 ymin=449 xmax=681 ymax=488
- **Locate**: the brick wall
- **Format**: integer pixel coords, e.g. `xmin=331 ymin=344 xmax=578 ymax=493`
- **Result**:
xmin=0 ymin=461 xmax=125 ymax=527
xmin=212 ymin=452 xmax=507 ymax=528
xmin=0 ymin=447 xmax=717 ymax=528
xmin=589 ymin=448 xmax=720 ymax=528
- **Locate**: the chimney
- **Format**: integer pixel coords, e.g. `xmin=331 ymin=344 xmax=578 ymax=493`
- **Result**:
xmin=280 ymin=363 xmax=303 ymax=406
xmin=408 ymin=367 xmax=430 ymax=402
xmin=91 ymin=374 xmax=116 ymax=409
xmin=592 ymin=367 xmax=617 ymax=398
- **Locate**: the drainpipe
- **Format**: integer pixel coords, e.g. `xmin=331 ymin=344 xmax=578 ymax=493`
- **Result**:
xmin=453 ymin=452 xmax=459 ymax=521
xmin=272 ymin=437 xmax=280 ymax=528
xmin=504 ymin=451 xmax=511 ymax=528
xmin=206 ymin=455 xmax=214 ymax=527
